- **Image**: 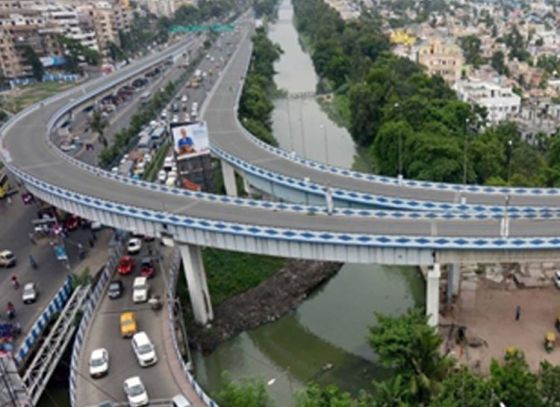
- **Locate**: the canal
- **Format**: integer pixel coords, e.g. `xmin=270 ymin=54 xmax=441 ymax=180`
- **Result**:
xmin=191 ymin=1 xmax=426 ymax=405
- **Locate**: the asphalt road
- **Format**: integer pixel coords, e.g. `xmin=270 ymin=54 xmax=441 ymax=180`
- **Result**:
xmin=0 ymin=181 xmax=112 ymax=348
xmin=4 ymin=16 xmax=560 ymax=243
xmin=75 ymin=244 xmax=189 ymax=407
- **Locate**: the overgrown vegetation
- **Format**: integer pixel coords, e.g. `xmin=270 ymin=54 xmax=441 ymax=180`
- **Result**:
xmin=201 ymin=248 xmax=285 ymax=306
xmin=238 ymin=26 xmax=283 ymax=146
xmin=216 ymin=308 xmax=560 ymax=406
xmin=290 ymin=0 xmax=560 ymax=187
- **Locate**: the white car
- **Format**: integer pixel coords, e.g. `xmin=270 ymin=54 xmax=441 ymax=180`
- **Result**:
xmin=554 ymin=271 xmax=560 ymax=288
xmin=157 ymin=170 xmax=167 ymax=184
xmin=172 ymin=115 xmax=179 ymax=123
xmin=22 ymin=282 xmax=38 ymax=304
xmin=89 ymin=348 xmax=109 ymax=378
xmin=181 ymin=95 xmax=188 ymax=103
xmin=127 ymin=238 xmax=142 ymax=255
xmin=132 ymin=277 xmax=149 ymax=303
xmin=131 ymin=332 xmax=158 ymax=367
xmin=123 ymin=376 xmax=149 ymax=407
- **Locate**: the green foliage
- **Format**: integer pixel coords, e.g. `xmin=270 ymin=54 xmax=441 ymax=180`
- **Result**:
xmin=296 ymin=384 xmax=359 ymax=407
xmin=58 ymin=36 xmax=100 ymax=73
xmin=253 ymin=0 xmax=279 ymax=18
xmin=459 ymin=35 xmax=485 ymax=67
xmin=215 ymin=374 xmax=273 ymax=407
xmin=22 ymin=46 xmax=44 ymax=81
xmin=368 ymin=308 xmax=450 ymax=405
xmin=491 ymin=51 xmax=508 ymax=76
xmin=431 ymin=367 xmax=493 ymax=406
xmin=238 ymin=27 xmax=282 ymax=145
xmin=202 ymin=248 xmax=285 ymax=306
xmin=538 ymin=361 xmax=560 ymax=405
xmin=490 ymin=352 xmax=542 ymax=407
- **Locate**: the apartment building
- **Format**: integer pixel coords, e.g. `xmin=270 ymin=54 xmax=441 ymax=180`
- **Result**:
xmin=80 ymin=0 xmax=129 ymax=51
xmin=418 ymin=37 xmax=464 ymax=84
xmin=453 ymin=79 xmax=521 ymax=123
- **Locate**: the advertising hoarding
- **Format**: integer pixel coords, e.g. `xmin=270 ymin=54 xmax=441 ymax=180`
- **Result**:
xmin=171 ymin=121 xmax=209 ymax=160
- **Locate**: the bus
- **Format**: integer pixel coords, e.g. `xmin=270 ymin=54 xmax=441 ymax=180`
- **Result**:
xmin=0 ymin=167 xmax=11 ymax=199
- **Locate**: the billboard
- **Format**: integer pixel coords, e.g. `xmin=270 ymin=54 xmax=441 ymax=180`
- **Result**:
xmin=171 ymin=121 xmax=209 ymax=160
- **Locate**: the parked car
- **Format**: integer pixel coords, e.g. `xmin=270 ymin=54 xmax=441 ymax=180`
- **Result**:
xmin=89 ymin=348 xmax=109 ymax=378
xmin=554 ymin=271 xmax=560 ymax=289
xmin=140 ymin=258 xmax=155 ymax=279
xmin=0 ymin=250 xmax=16 ymax=267
xmin=117 ymin=256 xmax=135 ymax=275
xmin=22 ymin=283 xmax=38 ymax=304
xmin=123 ymin=376 xmax=149 ymax=407
xmin=108 ymin=280 xmax=124 ymax=299
xmin=131 ymin=332 xmax=158 ymax=367
xmin=132 ymin=277 xmax=149 ymax=303
xmin=120 ymin=312 xmax=137 ymax=338
xmin=157 ymin=170 xmax=167 ymax=184
xmin=127 ymin=238 xmax=142 ymax=255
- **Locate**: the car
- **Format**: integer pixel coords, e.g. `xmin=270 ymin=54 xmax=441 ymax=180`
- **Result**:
xmin=172 ymin=394 xmax=192 ymax=407
xmin=59 ymin=142 xmax=76 ymax=152
xmin=90 ymin=221 xmax=102 ymax=231
xmin=108 ymin=280 xmax=124 ymax=299
xmin=64 ymin=215 xmax=80 ymax=231
xmin=132 ymin=277 xmax=149 ymax=303
xmin=123 ymin=376 xmax=149 ymax=407
xmin=127 ymin=238 xmax=142 ymax=255
xmin=181 ymin=94 xmax=188 ymax=103
xmin=117 ymin=256 xmax=135 ymax=275
xmin=554 ymin=271 xmax=560 ymax=289
xmin=140 ymin=258 xmax=155 ymax=279
xmin=89 ymin=348 xmax=109 ymax=378
xmin=0 ymin=250 xmax=16 ymax=267
xmin=96 ymin=402 xmax=115 ymax=407
xmin=22 ymin=282 xmax=38 ymax=304
xmin=131 ymin=332 xmax=158 ymax=367
xmin=157 ymin=170 xmax=167 ymax=183
xmin=120 ymin=312 xmax=137 ymax=338
xmin=172 ymin=115 xmax=179 ymax=123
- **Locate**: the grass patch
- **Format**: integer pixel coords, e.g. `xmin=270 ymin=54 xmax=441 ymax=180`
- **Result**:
xmin=143 ymin=140 xmax=171 ymax=181
xmin=202 ymin=247 xmax=286 ymax=306
xmin=316 ymin=93 xmax=351 ymax=129
xmin=3 ymin=82 xmax=75 ymax=113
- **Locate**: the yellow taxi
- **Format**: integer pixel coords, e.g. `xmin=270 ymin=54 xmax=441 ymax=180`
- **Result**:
xmin=120 ymin=311 xmax=137 ymax=338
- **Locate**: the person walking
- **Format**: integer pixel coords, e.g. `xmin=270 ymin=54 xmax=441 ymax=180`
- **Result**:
xmin=29 ymin=255 xmax=38 ymax=269
xmin=515 ymin=305 xmax=521 ymax=321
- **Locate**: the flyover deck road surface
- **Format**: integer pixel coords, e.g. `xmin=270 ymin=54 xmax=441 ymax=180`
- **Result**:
xmin=4 ymin=17 xmax=560 ymax=255
xmin=76 ymin=245 xmax=204 ymax=406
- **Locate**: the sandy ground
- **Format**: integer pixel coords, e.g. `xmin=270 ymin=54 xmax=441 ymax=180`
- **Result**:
xmin=444 ymin=276 xmax=560 ymax=374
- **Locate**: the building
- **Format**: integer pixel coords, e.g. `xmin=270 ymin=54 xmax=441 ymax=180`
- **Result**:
xmin=83 ymin=0 xmax=130 ymax=51
xmin=417 ymin=37 xmax=464 ymax=84
xmin=453 ymin=79 xmax=521 ymax=123
xmin=39 ymin=4 xmax=98 ymax=50
xmin=140 ymin=0 xmax=174 ymax=17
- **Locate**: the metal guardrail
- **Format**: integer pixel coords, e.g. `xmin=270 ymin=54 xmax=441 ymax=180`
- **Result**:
xmin=69 ymin=242 xmax=123 ymax=407
xmin=23 ymin=284 xmax=90 ymax=405
xmin=15 ymin=276 xmax=73 ymax=366
xmin=166 ymin=250 xmax=219 ymax=407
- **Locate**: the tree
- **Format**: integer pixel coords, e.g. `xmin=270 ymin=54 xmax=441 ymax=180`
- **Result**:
xmin=539 ymin=361 xmax=560 ymax=405
xmin=90 ymin=110 xmax=108 ymax=147
xmin=459 ymin=35 xmax=484 ymax=67
xmin=296 ymin=384 xmax=357 ymax=407
xmin=214 ymin=375 xmax=272 ymax=407
xmin=22 ymin=46 xmax=44 ymax=81
xmin=368 ymin=308 xmax=451 ymax=405
xmin=491 ymin=51 xmax=508 ymax=76
xmin=431 ymin=367 xmax=493 ymax=407
xmin=372 ymin=120 xmax=414 ymax=176
xmin=489 ymin=352 xmax=542 ymax=407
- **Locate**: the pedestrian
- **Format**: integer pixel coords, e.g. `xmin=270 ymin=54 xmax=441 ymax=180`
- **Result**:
xmin=515 ymin=305 xmax=521 ymax=321
xmin=88 ymin=237 xmax=95 ymax=248
xmin=29 ymin=255 xmax=37 ymax=269
xmin=28 ymin=233 xmax=36 ymax=245
xmin=7 ymin=196 xmax=12 ymax=206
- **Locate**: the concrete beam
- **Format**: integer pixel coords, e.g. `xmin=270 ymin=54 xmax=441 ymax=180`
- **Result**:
xmin=178 ymin=244 xmax=213 ymax=325
xmin=427 ymin=263 xmax=441 ymax=327
xmin=221 ymin=160 xmax=238 ymax=197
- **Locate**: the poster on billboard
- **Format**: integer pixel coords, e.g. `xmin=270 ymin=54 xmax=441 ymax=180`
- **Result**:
xmin=171 ymin=121 xmax=209 ymax=160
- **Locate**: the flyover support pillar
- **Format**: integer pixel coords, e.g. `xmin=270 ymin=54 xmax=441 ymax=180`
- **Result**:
xmin=221 ymin=161 xmax=238 ymax=197
xmin=243 ymin=176 xmax=252 ymax=196
xmin=427 ymin=263 xmax=441 ymax=327
xmin=447 ymin=264 xmax=461 ymax=305
xmin=179 ymin=244 xmax=213 ymax=325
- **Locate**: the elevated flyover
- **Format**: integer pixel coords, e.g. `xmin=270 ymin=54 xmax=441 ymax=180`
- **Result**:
xmin=3 ymin=16 xmax=560 ymax=328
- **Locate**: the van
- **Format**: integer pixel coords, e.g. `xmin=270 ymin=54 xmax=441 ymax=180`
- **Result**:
xmin=163 ymin=156 xmax=174 ymax=172
xmin=132 ymin=277 xmax=149 ymax=303
xmin=171 ymin=394 xmax=192 ymax=407
xmin=131 ymin=332 xmax=158 ymax=367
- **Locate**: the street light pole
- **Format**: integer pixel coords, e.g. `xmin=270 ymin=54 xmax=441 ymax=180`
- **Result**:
xmin=507 ymin=139 xmax=513 ymax=183
xmin=394 ymin=102 xmax=403 ymax=180
xmin=463 ymin=118 xmax=470 ymax=186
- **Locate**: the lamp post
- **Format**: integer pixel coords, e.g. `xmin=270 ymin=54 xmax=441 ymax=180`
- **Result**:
xmin=320 ymin=124 xmax=328 ymax=164
xmin=394 ymin=102 xmax=403 ymax=180
xmin=463 ymin=118 xmax=470 ymax=186
xmin=507 ymin=139 xmax=513 ymax=183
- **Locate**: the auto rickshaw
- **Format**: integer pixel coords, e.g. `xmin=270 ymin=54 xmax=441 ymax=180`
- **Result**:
xmin=545 ymin=332 xmax=556 ymax=353
xmin=505 ymin=346 xmax=525 ymax=361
